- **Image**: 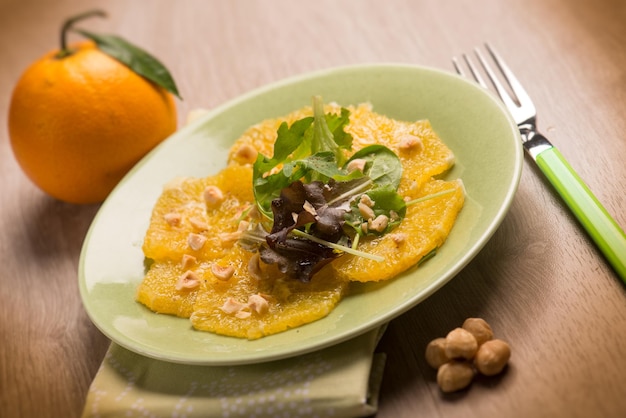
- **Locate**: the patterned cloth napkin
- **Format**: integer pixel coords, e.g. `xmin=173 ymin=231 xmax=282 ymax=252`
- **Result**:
xmin=81 ymin=326 xmax=386 ymax=418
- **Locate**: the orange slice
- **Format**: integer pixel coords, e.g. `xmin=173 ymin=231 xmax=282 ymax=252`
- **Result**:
xmin=332 ymin=179 xmax=465 ymax=282
xmin=190 ymin=246 xmax=347 ymax=339
xmin=142 ymin=163 xmax=253 ymax=262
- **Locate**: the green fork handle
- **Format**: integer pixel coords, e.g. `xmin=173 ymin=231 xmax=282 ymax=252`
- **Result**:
xmin=533 ymin=144 xmax=626 ymax=283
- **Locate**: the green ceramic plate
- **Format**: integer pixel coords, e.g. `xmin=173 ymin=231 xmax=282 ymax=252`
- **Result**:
xmin=79 ymin=64 xmax=522 ymax=365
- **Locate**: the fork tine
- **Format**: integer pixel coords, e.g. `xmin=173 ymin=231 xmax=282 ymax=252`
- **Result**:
xmin=455 ymin=44 xmax=538 ymax=126
xmin=484 ymin=43 xmax=536 ymax=113
xmin=451 ymin=56 xmax=465 ymax=77
xmin=473 ymin=47 xmax=519 ymax=112
xmin=461 ymin=53 xmax=488 ymax=89
xmin=452 ymin=54 xmax=488 ymax=89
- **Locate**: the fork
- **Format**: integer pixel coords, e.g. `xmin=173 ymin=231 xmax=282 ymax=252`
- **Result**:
xmin=453 ymin=44 xmax=626 ymax=284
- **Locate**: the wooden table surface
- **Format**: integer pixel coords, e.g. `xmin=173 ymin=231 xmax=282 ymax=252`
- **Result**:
xmin=1 ymin=0 xmax=625 ymax=417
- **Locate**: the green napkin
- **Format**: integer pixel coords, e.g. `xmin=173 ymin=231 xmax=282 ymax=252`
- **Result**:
xmin=81 ymin=326 xmax=386 ymax=418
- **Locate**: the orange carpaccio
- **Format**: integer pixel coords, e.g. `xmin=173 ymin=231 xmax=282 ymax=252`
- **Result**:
xmin=137 ymin=103 xmax=464 ymax=339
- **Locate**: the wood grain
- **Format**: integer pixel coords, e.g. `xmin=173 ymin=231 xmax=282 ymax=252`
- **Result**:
xmin=1 ymin=0 xmax=625 ymax=417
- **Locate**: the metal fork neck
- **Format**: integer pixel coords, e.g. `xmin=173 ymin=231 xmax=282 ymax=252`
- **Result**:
xmin=520 ymin=126 xmax=553 ymax=159
xmin=518 ymin=123 xmax=536 ymax=142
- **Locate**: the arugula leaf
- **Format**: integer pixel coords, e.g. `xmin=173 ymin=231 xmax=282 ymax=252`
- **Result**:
xmin=74 ymin=29 xmax=182 ymax=99
xmin=252 ymin=97 xmax=355 ymax=217
xmin=256 ymin=117 xmax=314 ymax=175
xmin=306 ymin=96 xmax=341 ymax=163
xmin=304 ymin=97 xmax=353 ymax=165
xmin=327 ymin=107 xmax=353 ymax=149
xmin=284 ymin=152 xmax=346 ymax=180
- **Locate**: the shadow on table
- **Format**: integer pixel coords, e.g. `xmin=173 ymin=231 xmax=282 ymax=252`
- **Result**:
xmin=15 ymin=193 xmax=100 ymax=261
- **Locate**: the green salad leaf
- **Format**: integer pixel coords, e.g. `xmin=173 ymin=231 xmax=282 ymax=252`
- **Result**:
xmin=341 ymin=144 xmax=406 ymax=237
xmin=344 ymin=185 xmax=407 ymax=237
xmin=346 ymin=144 xmax=402 ymax=189
xmin=247 ymin=95 xmax=410 ymax=280
xmin=306 ymin=97 xmax=353 ymax=164
xmin=252 ymin=96 xmax=356 ymax=217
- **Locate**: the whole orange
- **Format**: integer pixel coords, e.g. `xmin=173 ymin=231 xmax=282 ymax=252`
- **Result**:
xmin=8 ymin=40 xmax=177 ymax=204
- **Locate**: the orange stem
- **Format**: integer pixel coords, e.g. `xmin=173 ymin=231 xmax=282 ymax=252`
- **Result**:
xmin=57 ymin=9 xmax=107 ymax=58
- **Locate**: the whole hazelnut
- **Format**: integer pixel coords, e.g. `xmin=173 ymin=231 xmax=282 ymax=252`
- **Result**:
xmin=425 ymin=338 xmax=450 ymax=369
xmin=437 ymin=360 xmax=475 ymax=392
xmin=462 ymin=317 xmax=494 ymax=346
xmin=474 ymin=339 xmax=511 ymax=376
xmin=444 ymin=327 xmax=478 ymax=360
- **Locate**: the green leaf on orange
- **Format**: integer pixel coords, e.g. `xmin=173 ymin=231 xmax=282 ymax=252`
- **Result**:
xmin=74 ymin=29 xmax=181 ymax=99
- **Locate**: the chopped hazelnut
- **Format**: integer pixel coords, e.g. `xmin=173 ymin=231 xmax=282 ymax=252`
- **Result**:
xmin=358 ymin=202 xmax=376 ymax=220
xmin=203 ymin=185 xmax=224 ymax=208
xmin=390 ymin=232 xmax=407 ymax=245
xmin=219 ymin=293 xmax=269 ymax=319
xmin=211 ymin=263 xmax=235 ymax=281
xmin=218 ymin=220 xmax=250 ymax=246
xmin=398 ymin=134 xmax=423 ymax=152
xmin=247 ymin=294 xmax=269 ymax=315
xmin=189 ymin=216 xmax=209 ymax=231
xmin=248 ymin=252 xmax=263 ymax=280
xmin=347 ymin=158 xmax=367 ymax=173
xmin=235 ymin=308 xmax=252 ymax=319
xmin=234 ymin=144 xmax=258 ymax=164
xmin=359 ymin=194 xmax=375 ymax=207
xmin=180 ymin=254 xmax=197 ymax=270
xmin=303 ymin=200 xmax=317 ymax=216
xmin=220 ymin=297 xmax=244 ymax=314
xmin=175 ymin=271 xmax=201 ymax=290
xmin=164 ymin=212 xmax=182 ymax=226
xmin=369 ymin=214 xmax=389 ymax=232
xmin=187 ymin=233 xmax=207 ymax=251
